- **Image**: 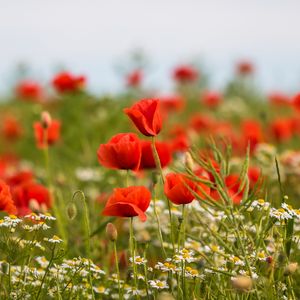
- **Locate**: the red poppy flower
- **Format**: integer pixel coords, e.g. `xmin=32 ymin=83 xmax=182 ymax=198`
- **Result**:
xmin=52 ymin=72 xmax=86 ymax=93
xmin=102 ymin=186 xmax=151 ymax=222
xmin=33 ymin=120 xmax=61 ymax=148
xmin=12 ymin=181 xmax=51 ymax=216
xmin=126 ymin=70 xmax=143 ymax=87
xmin=159 ymin=95 xmax=185 ymax=113
xmin=97 ymin=133 xmax=141 ymax=171
xmin=0 ymin=180 xmax=17 ymax=214
xmin=241 ymin=120 xmax=264 ymax=151
xmin=5 ymin=170 xmax=34 ymax=189
xmin=173 ymin=65 xmax=199 ymax=83
xmin=268 ymin=92 xmax=290 ymax=106
xmin=270 ymin=119 xmax=293 ymax=142
xmin=169 ymin=134 xmax=189 ymax=152
xmin=124 ymin=99 xmax=162 ymax=136
xmin=248 ymin=166 xmax=261 ymax=189
xmin=190 ymin=114 xmax=215 ymax=133
xmin=164 ymin=172 xmax=210 ymax=205
xmin=211 ymin=174 xmax=243 ymax=205
xmin=202 ymin=91 xmax=222 ymax=108
xmin=2 ymin=116 xmax=22 ymax=140
xmin=236 ymin=60 xmax=254 ymax=75
xmin=139 ymin=140 xmax=172 ymax=169
xmin=15 ymin=80 xmax=43 ymax=102
xmin=292 ymin=93 xmax=300 ymax=112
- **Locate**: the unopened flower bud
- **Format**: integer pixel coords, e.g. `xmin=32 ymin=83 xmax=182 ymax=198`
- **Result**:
xmin=1 ymin=261 xmax=9 ymax=274
xmin=284 ymin=262 xmax=298 ymax=276
xmin=231 ymin=276 xmax=253 ymax=292
xmin=29 ymin=199 xmax=40 ymax=212
xmin=151 ymin=171 xmax=159 ymax=185
xmin=106 ymin=222 xmax=118 ymax=242
xmin=41 ymin=111 xmax=52 ymax=129
xmin=185 ymin=152 xmax=194 ymax=170
xmin=66 ymin=202 xmax=77 ymax=220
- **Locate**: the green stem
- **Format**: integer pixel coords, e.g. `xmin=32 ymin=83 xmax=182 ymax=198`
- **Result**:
xmin=151 ymin=136 xmax=175 ymax=252
xmin=113 ymin=241 xmax=123 ymax=300
xmin=72 ymin=191 xmax=95 ymax=300
xmin=129 ymin=217 xmax=139 ymax=299
xmin=153 ymin=187 xmax=167 ymax=258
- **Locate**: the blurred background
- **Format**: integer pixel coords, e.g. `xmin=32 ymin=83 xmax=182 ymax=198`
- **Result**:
xmin=1 ymin=0 xmax=300 ymax=94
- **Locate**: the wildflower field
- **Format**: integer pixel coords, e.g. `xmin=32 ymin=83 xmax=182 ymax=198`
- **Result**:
xmin=1 ymin=63 xmax=300 ymax=300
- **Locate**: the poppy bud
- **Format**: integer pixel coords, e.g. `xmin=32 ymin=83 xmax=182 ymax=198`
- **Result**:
xmin=231 ymin=276 xmax=253 ymax=292
xmin=284 ymin=262 xmax=298 ymax=276
xmin=41 ymin=111 xmax=52 ymax=129
xmin=106 ymin=222 xmax=118 ymax=242
xmin=1 ymin=261 xmax=9 ymax=274
xmin=66 ymin=202 xmax=77 ymax=220
xmin=151 ymin=171 xmax=159 ymax=185
xmin=185 ymin=152 xmax=194 ymax=170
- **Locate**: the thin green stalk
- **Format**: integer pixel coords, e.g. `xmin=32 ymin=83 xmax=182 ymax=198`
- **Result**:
xmin=35 ymin=244 xmax=56 ymax=300
xmin=129 ymin=217 xmax=139 ymax=299
xmin=153 ymin=187 xmax=167 ymax=258
xmin=113 ymin=241 xmax=123 ymax=300
xmin=151 ymin=136 xmax=175 ymax=251
xmin=71 ymin=191 xmax=95 ymax=300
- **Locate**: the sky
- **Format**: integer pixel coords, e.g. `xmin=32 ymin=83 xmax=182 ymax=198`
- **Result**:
xmin=1 ymin=0 xmax=300 ymax=94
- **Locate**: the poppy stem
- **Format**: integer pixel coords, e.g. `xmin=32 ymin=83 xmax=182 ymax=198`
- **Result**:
xmin=153 ymin=187 xmax=167 ymax=258
xmin=129 ymin=217 xmax=139 ymax=299
xmin=151 ymin=136 xmax=175 ymax=252
xmin=113 ymin=240 xmax=123 ymax=300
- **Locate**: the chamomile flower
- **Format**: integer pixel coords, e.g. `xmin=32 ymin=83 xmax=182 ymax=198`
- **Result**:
xmin=44 ymin=235 xmax=63 ymax=244
xmin=155 ymin=261 xmax=179 ymax=273
xmin=270 ymin=208 xmax=292 ymax=220
xmin=149 ymin=279 xmax=169 ymax=290
xmin=129 ymin=256 xmax=147 ymax=265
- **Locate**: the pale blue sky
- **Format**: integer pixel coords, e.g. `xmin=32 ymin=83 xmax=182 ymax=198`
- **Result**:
xmin=1 ymin=0 xmax=300 ymax=93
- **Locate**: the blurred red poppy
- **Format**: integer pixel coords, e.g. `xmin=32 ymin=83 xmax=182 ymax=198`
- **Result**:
xmin=268 ymin=92 xmax=290 ymax=106
xmin=270 ymin=119 xmax=293 ymax=142
xmin=52 ymin=72 xmax=86 ymax=93
xmin=33 ymin=120 xmax=61 ymax=148
xmin=124 ymin=99 xmax=162 ymax=136
xmin=0 ymin=180 xmax=17 ymax=214
xmin=97 ymin=133 xmax=141 ymax=171
xmin=126 ymin=70 xmax=143 ymax=87
xmin=139 ymin=140 xmax=172 ymax=169
xmin=102 ymin=186 xmax=151 ymax=222
xmin=5 ymin=170 xmax=34 ymax=189
xmin=164 ymin=172 xmax=210 ymax=205
xmin=292 ymin=93 xmax=300 ymax=112
xmin=211 ymin=174 xmax=243 ymax=205
xmin=159 ymin=95 xmax=185 ymax=113
xmin=241 ymin=120 xmax=264 ymax=151
xmin=15 ymin=80 xmax=43 ymax=102
xmin=12 ymin=181 xmax=51 ymax=216
xmin=173 ymin=65 xmax=199 ymax=83
xmin=236 ymin=60 xmax=254 ymax=75
xmin=202 ymin=91 xmax=222 ymax=108
xmin=2 ymin=116 xmax=22 ymax=140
